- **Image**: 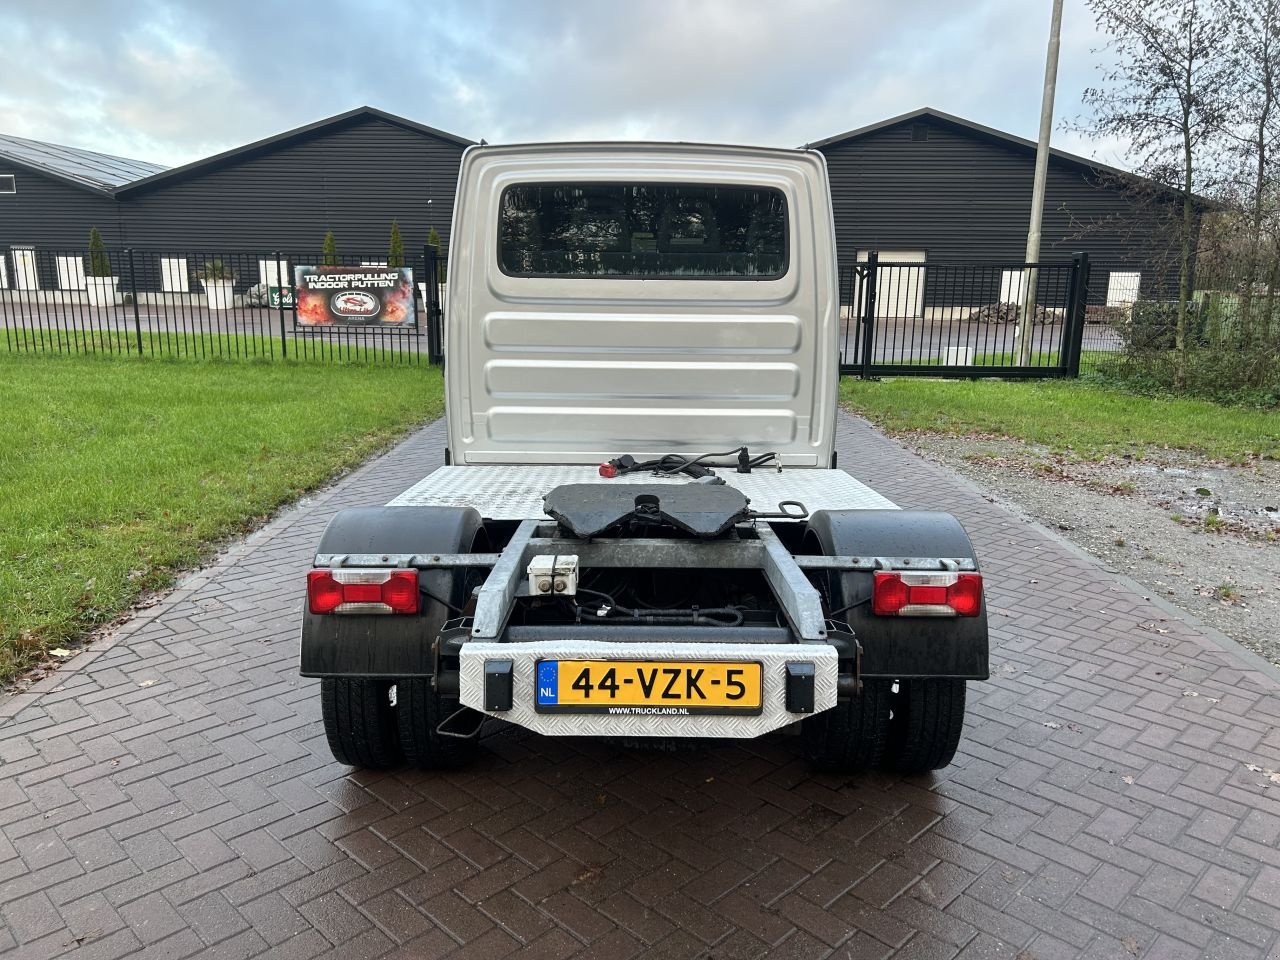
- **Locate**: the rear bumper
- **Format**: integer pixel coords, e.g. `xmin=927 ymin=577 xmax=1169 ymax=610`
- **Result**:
xmin=459 ymin=641 xmax=839 ymax=738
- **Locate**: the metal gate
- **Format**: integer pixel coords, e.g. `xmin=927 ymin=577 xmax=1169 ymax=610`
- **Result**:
xmin=839 ymin=252 xmax=1090 ymax=378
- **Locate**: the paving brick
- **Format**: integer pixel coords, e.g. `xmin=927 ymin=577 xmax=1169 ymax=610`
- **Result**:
xmin=2 ymin=890 xmax=64 ymax=943
xmin=2 ymin=414 xmax=1280 ymax=959
xmin=296 ymin=888 xmax=373 ymax=946
xmin=118 ymin=892 xmax=188 ymax=945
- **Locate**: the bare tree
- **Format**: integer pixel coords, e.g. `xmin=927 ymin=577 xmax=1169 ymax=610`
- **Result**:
xmin=1080 ymin=0 xmax=1233 ymax=385
xmin=1220 ymin=0 xmax=1280 ymax=347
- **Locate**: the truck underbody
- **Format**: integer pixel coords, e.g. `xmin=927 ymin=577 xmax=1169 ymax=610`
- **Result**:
xmin=301 ymin=461 xmax=988 ymax=773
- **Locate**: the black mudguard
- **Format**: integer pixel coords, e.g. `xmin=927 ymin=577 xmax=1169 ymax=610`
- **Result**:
xmin=804 ymin=509 xmax=989 ymax=680
xmin=299 ymin=506 xmax=482 ymax=678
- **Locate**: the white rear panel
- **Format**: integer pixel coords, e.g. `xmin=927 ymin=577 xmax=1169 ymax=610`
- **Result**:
xmin=445 ymin=143 xmax=840 ymax=467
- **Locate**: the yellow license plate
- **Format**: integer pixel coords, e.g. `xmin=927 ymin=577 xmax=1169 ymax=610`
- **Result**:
xmin=535 ymin=660 xmax=763 ymax=715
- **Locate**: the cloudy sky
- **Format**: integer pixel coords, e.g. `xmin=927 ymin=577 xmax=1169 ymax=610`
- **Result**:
xmin=1 ymin=0 xmax=1125 ymax=170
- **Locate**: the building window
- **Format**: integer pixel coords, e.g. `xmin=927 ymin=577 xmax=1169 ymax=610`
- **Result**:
xmin=910 ymin=124 xmax=929 ymax=142
xmin=0 ymin=174 xmax=15 ymax=194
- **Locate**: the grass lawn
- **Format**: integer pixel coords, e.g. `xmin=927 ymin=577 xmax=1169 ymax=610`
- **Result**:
xmin=0 ymin=351 xmax=445 ymax=682
xmin=841 ymin=377 xmax=1280 ymax=461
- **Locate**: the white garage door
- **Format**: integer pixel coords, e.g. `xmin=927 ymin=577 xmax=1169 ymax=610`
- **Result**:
xmin=56 ymin=255 xmax=86 ymax=290
xmin=1106 ymin=271 xmax=1142 ymax=306
xmin=858 ymin=250 xmax=926 ymax=320
xmin=258 ymin=258 xmax=290 ymax=287
xmin=12 ymin=247 xmax=38 ymax=290
xmin=999 ymin=269 xmax=1028 ymax=305
xmin=160 ymin=257 xmax=190 ymax=293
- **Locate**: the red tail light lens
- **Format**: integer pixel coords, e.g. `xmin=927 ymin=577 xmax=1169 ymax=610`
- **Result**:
xmin=873 ymin=571 xmax=982 ymax=617
xmin=871 ymin=572 xmax=910 ymax=615
xmin=379 ymin=571 xmax=420 ymax=613
xmin=307 ymin=571 xmax=344 ymax=614
xmin=945 ymin=574 xmax=983 ymax=617
xmin=598 ymin=462 xmax=619 ymax=478
xmin=307 ymin=569 xmax=419 ymax=615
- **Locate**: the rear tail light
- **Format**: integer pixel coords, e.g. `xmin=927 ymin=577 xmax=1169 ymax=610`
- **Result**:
xmin=872 ymin=571 xmax=982 ymax=617
xmin=307 ymin=569 xmax=420 ymax=615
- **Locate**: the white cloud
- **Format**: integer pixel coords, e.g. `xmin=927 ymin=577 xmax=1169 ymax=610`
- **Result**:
xmin=0 ymin=0 xmax=1127 ymax=168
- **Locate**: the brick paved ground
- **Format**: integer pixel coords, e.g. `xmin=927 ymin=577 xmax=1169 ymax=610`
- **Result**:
xmin=3 ymin=413 xmax=1279 ymax=960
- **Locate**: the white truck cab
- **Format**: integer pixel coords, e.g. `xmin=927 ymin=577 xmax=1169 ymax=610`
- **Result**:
xmin=300 ymin=143 xmax=988 ymax=775
xmin=445 ymin=142 xmax=839 ymax=467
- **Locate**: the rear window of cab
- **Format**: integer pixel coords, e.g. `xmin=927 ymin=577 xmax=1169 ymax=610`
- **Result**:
xmin=498 ymin=182 xmax=788 ymax=280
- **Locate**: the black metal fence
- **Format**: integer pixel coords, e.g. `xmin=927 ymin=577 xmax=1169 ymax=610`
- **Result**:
xmin=838 ymin=253 xmax=1091 ymax=378
xmin=1072 ymin=257 xmax=1280 ymax=399
xmin=0 ymin=245 xmax=445 ymax=364
xmin=4 ymin=244 xmax=1141 ymax=381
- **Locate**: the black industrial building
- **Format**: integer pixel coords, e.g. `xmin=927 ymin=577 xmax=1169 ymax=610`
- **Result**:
xmin=0 ymin=107 xmax=470 ymax=293
xmin=1 ymin=104 xmax=1186 ymax=303
xmin=809 ymin=107 xmax=1186 ymax=303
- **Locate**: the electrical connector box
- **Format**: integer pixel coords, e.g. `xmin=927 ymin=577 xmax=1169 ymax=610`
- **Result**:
xmin=527 ymin=554 xmax=578 ymax=597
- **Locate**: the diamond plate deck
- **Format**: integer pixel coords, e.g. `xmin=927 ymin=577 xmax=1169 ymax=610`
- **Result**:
xmin=389 ymin=465 xmax=896 ymax=519
xmin=459 ymin=641 xmax=839 ymax=737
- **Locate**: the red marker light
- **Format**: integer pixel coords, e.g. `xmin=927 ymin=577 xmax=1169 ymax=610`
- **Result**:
xmin=598 ymin=462 xmax=619 ymax=478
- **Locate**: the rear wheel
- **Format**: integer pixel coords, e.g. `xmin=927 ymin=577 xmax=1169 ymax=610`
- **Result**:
xmin=802 ymin=512 xmax=980 ymax=775
xmin=396 ymin=678 xmax=479 ymax=770
xmin=802 ymin=679 xmax=892 ymax=773
xmin=885 ymin=678 xmax=966 ymax=773
xmin=320 ymin=678 xmax=401 ymax=768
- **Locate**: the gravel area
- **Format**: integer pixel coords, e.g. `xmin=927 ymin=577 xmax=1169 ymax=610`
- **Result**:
xmin=895 ymin=432 xmax=1280 ymax=666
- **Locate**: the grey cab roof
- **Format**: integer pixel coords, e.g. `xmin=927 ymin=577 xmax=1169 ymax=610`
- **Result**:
xmin=0 ymin=132 xmax=167 ymax=193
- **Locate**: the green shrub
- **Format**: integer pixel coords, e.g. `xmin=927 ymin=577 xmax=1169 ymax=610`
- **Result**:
xmin=388 ymin=220 xmax=404 ymax=269
xmin=1091 ymin=348 xmax=1279 ymax=408
xmin=322 ymin=230 xmax=338 ymax=266
xmin=1123 ymin=299 xmax=1207 ymax=353
xmin=427 ymin=227 xmax=445 ymax=283
xmin=87 ymin=227 xmax=112 ymax=277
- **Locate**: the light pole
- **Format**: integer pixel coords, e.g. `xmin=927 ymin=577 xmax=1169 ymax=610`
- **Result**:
xmin=1015 ymin=0 xmax=1064 ymax=366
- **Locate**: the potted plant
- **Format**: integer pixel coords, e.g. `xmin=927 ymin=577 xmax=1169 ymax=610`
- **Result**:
xmin=196 ymin=259 xmax=236 ymax=310
xmin=84 ymin=228 xmax=120 ymax=307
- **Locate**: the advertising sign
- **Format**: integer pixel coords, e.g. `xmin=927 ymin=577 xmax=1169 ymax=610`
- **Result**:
xmin=268 ymin=285 xmax=296 ymax=308
xmin=293 ymin=265 xmax=416 ymax=326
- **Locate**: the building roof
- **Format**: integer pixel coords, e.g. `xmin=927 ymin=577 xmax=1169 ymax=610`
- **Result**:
xmin=807 ymin=106 xmax=1144 ymax=181
xmin=117 ymin=106 xmax=475 ymax=196
xmin=0 ymin=132 xmax=166 ymax=193
xmin=806 ymin=107 xmax=1222 ymax=208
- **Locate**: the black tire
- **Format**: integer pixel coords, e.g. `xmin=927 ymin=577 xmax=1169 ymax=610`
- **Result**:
xmin=885 ymin=678 xmax=966 ymax=774
xmin=320 ymin=677 xmax=401 ymax=768
xmin=802 ymin=678 xmax=892 ymax=773
xmin=397 ymin=678 xmax=479 ymax=770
